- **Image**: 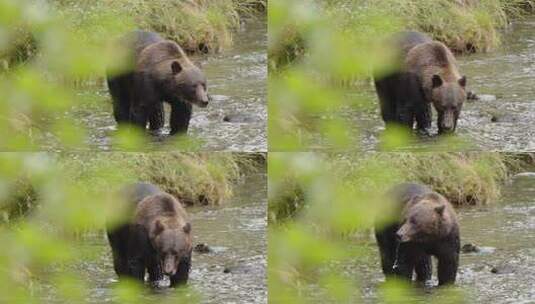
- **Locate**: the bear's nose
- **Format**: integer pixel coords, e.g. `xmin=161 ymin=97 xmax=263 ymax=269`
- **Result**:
xmin=163 ymin=266 xmax=176 ymax=276
xmin=395 ymin=232 xmax=403 ymax=241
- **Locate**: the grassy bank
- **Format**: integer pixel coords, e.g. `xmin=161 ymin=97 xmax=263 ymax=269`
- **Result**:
xmin=269 ymin=152 xmax=527 ymax=223
xmin=324 ymin=0 xmax=535 ymax=53
xmin=1 ymin=152 xmax=264 ymax=224
xmin=0 ymin=152 xmax=267 ymax=302
xmin=270 ymin=0 xmax=534 ymax=72
xmin=51 ymin=0 xmax=266 ymax=54
xmin=1 ymin=0 xmax=266 ymax=71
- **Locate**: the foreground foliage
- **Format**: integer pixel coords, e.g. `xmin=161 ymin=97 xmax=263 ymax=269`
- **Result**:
xmin=0 ymin=152 xmax=263 ymax=303
xmin=268 ymin=152 xmax=479 ymax=303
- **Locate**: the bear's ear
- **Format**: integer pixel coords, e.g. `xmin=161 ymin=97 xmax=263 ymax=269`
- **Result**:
xmin=434 ymin=205 xmax=445 ymax=216
xmin=458 ymin=76 xmax=467 ymax=88
xmin=183 ymin=223 xmax=191 ymax=234
xmin=153 ymin=220 xmax=165 ymax=236
xmin=171 ymin=61 xmax=182 ymax=75
xmin=432 ymin=75 xmax=443 ymax=88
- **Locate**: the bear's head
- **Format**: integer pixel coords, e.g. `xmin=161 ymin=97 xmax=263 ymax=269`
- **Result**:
xmin=396 ymin=193 xmax=454 ymax=243
xmin=169 ymin=60 xmax=210 ymax=108
xmin=150 ymin=219 xmax=192 ymax=276
xmin=430 ymin=74 xmax=467 ymax=134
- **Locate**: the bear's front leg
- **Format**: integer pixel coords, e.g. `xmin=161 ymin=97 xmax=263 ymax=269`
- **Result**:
xmin=127 ymin=256 xmax=146 ymax=282
xmin=130 ymin=72 xmax=158 ymax=131
xmin=126 ymin=225 xmax=150 ymax=283
xmin=147 ymin=255 xmax=163 ymax=284
xmin=437 ymin=252 xmax=459 ymax=285
xmin=375 ymin=74 xmax=399 ymax=123
xmin=148 ymin=102 xmax=164 ymax=131
xmin=130 ymin=106 xmax=148 ymax=130
xmin=415 ymin=103 xmax=432 ymax=137
xmin=392 ymin=242 xmax=417 ymax=282
xmin=111 ymin=249 xmax=129 ymax=277
xmin=170 ymin=101 xmax=192 ymax=135
xmin=170 ymin=254 xmax=191 ymax=287
xmin=396 ymin=106 xmax=415 ymax=131
xmin=414 ymin=255 xmax=432 ymax=284
xmin=375 ymin=225 xmax=399 ymax=276
xmin=108 ymin=74 xmax=132 ymax=124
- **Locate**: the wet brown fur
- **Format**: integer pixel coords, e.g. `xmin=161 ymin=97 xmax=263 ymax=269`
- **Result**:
xmin=106 ymin=183 xmax=193 ymax=287
xmin=374 ymin=31 xmax=467 ymax=135
xmin=107 ymin=31 xmax=208 ymax=135
xmin=405 ymin=42 xmax=465 ymax=104
xmin=399 ymin=192 xmax=457 ymax=242
xmin=375 ymin=183 xmax=460 ymax=286
xmin=137 ymin=41 xmax=195 ymax=79
xmin=135 ymin=192 xmax=192 ymax=249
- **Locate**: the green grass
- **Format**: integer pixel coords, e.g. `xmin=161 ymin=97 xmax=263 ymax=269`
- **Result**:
xmin=341 ymin=153 xmax=517 ymax=205
xmin=270 ymin=0 xmax=535 ymax=72
xmin=51 ymin=0 xmax=265 ymax=54
xmin=1 ymin=0 xmax=266 ymax=71
xmin=1 ymin=152 xmax=264 ymax=224
xmin=269 ymin=152 xmax=526 ymax=223
xmin=0 ymin=152 xmax=265 ymax=302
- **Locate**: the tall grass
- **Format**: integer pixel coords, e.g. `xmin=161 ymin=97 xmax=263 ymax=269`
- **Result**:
xmin=269 ymin=152 xmax=524 ymax=223
xmin=1 ymin=0 xmax=266 ymax=72
xmin=1 ymin=152 xmax=264 ymax=224
xmin=268 ymin=152 xmax=472 ymax=303
xmin=52 ymin=0 xmax=266 ymax=54
xmin=1 ymin=152 xmax=242 ymax=302
xmin=339 ymin=153 xmax=518 ymax=205
xmin=271 ymin=0 xmax=535 ymax=72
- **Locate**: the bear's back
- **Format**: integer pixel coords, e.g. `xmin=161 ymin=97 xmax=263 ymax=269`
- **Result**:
xmin=405 ymin=41 xmax=461 ymax=80
xmin=136 ymin=39 xmax=193 ymax=74
xmin=389 ymin=182 xmax=433 ymax=206
xmin=133 ymin=30 xmax=164 ymax=58
xmin=122 ymin=182 xmax=161 ymax=207
xmin=135 ymin=192 xmax=189 ymax=228
xmin=395 ymin=31 xmax=433 ymax=57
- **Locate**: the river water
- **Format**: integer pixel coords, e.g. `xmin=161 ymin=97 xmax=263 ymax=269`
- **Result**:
xmin=326 ymin=18 xmax=535 ymax=151
xmin=69 ymin=17 xmax=266 ymax=152
xmin=457 ymin=172 xmax=535 ymax=303
xmin=36 ymin=173 xmax=267 ymax=303
xmin=344 ymin=171 xmax=535 ymax=303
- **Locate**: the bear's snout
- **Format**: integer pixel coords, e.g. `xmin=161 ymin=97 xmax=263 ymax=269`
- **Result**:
xmin=195 ymin=84 xmax=209 ymax=108
xmin=163 ymin=264 xmax=177 ymax=276
xmin=162 ymin=255 xmax=178 ymax=276
xmin=438 ymin=110 xmax=457 ymax=134
xmin=438 ymin=125 xmax=456 ymax=135
xmin=396 ymin=225 xmax=411 ymax=243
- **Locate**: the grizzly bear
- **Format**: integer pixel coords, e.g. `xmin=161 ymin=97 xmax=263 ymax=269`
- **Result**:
xmin=375 ymin=183 xmax=460 ymax=286
xmin=374 ymin=31 xmax=467 ymax=135
xmin=107 ymin=183 xmax=193 ymax=287
xmin=107 ymin=30 xmax=210 ymax=135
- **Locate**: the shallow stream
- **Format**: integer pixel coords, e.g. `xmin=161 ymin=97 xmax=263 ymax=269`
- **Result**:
xmin=37 ymin=173 xmax=267 ymax=303
xmin=68 ymin=18 xmax=266 ymax=152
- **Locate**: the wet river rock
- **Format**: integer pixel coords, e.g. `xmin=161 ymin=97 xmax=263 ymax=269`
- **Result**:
xmin=194 ymin=243 xmax=212 ymax=254
xmin=462 ymin=243 xmax=480 ymax=253
xmin=490 ymin=264 xmax=516 ymax=275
